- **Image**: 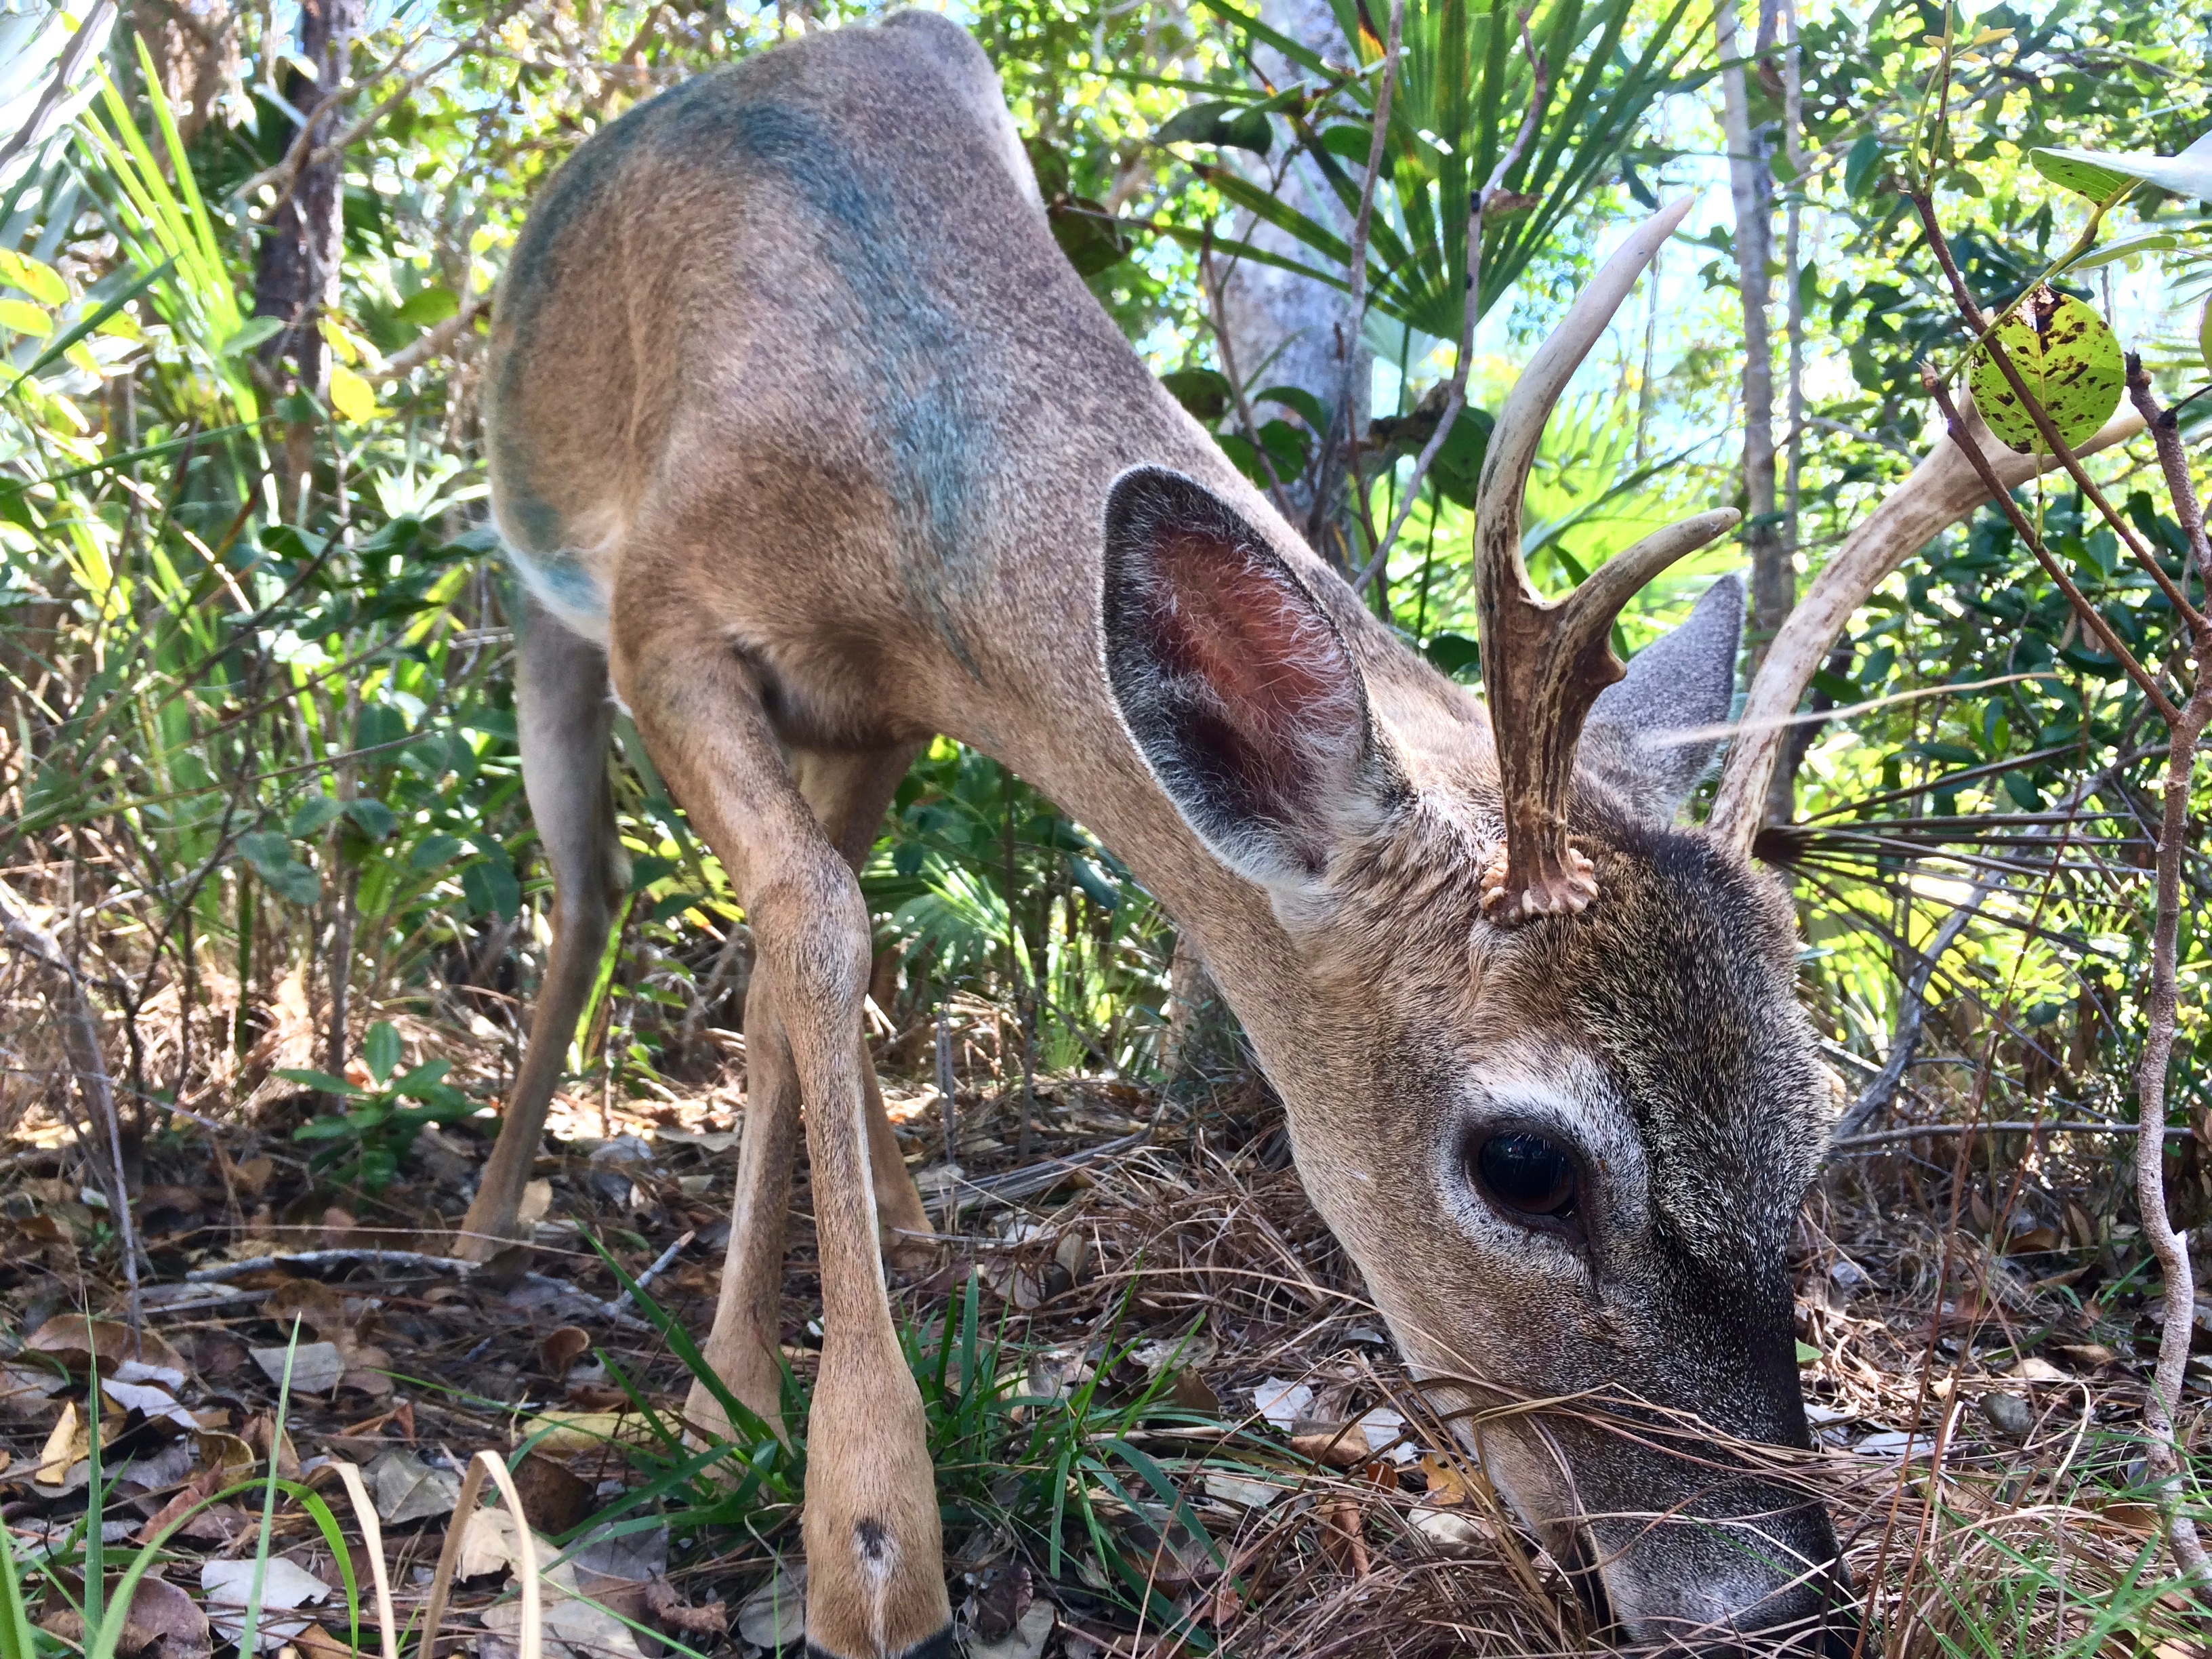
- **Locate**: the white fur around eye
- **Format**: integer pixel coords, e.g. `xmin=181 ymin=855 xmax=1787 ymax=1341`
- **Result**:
xmin=1438 ymin=1054 xmax=1647 ymax=1256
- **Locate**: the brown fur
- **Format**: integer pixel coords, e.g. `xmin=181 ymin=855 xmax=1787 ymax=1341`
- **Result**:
xmin=468 ymin=16 xmax=1849 ymax=1654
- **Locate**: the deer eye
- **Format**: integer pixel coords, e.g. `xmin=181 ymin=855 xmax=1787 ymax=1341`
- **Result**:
xmin=1473 ymin=1132 xmax=1580 ymax=1221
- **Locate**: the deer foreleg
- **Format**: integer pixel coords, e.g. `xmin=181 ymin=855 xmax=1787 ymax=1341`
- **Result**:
xmin=691 ymin=744 xmax=933 ymax=1446
xmin=611 ymin=595 xmax=949 ymax=1659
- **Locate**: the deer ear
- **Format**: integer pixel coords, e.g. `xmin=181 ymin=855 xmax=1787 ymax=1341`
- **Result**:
xmin=1101 ymin=466 xmax=1399 ymax=893
xmin=1583 ymin=573 xmax=1744 ymax=822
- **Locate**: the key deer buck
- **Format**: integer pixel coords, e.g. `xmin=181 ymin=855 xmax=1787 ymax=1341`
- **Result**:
xmin=459 ymin=13 xmax=2142 ymax=1654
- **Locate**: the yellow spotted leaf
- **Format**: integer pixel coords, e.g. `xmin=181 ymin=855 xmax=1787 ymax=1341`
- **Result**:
xmin=1966 ymin=289 xmax=2123 ymax=455
xmin=327 ymin=363 xmax=381 ymax=423
xmin=0 ymin=249 xmax=67 ymax=305
xmin=0 ymin=298 xmax=53 ymax=337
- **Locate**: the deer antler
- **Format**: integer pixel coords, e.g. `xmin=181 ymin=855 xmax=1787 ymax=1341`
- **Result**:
xmin=1705 ymin=397 xmax=2146 ymax=856
xmin=1474 ymin=198 xmax=1739 ymax=924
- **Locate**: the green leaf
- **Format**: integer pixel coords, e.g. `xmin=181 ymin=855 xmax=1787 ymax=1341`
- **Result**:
xmin=1429 ymin=407 xmax=1496 ymax=508
xmin=461 ymin=856 xmax=520 ymax=920
xmin=238 ymin=832 xmax=321 ymax=905
xmin=1424 ymin=632 xmax=1481 ymax=678
xmin=2031 ymin=132 xmax=2212 ymax=206
xmin=1254 ymin=384 xmax=1330 ymax=432
xmin=288 ymin=796 xmax=344 ymax=837
xmin=2200 ymin=298 xmax=2210 ymax=377
xmin=1795 ymin=1340 xmax=1820 ymax=1365
xmin=216 ymin=315 xmax=287 ymax=359
xmin=391 ymin=1059 xmax=454 ymax=1099
xmin=1967 ymin=291 xmax=2123 ymax=455
xmin=276 ymin=1068 xmax=365 ymax=1097
xmin=0 ymin=299 xmax=52 ymax=337
xmin=2063 ymin=231 xmax=2177 ymax=274
xmin=1046 ymin=197 xmax=1130 ymax=276
xmin=1162 ymin=368 xmax=1232 ymax=422
xmin=343 ymin=798 xmax=397 ymax=841
xmin=0 ymin=249 xmax=68 ymax=306
xmin=409 ymin=832 xmax=464 ymax=871
xmin=394 ymin=285 xmax=459 ymax=327
xmin=1840 ymin=132 xmax=1875 ymax=194
xmin=1155 ymin=100 xmax=1273 ymax=155
xmin=364 ymin=1021 xmax=403 ymax=1085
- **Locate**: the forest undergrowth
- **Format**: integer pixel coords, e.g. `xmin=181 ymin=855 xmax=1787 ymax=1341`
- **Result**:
xmin=0 ymin=986 xmax=2204 ymax=1658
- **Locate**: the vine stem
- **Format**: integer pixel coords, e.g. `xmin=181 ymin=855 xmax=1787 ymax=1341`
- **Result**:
xmin=1916 ymin=222 xmax=2211 ymax=1579
xmin=1906 ymin=190 xmax=2205 ymax=632
xmin=2127 ymin=356 xmax=2212 ymax=1589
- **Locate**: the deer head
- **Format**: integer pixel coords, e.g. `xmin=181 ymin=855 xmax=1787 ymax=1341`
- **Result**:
xmin=1101 ymin=207 xmax=1852 ymax=1652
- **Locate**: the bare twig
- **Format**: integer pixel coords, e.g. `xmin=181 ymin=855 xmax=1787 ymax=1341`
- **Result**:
xmin=1200 ymin=242 xmax=1296 ymax=520
xmin=1907 ymin=192 xmax=2205 ymax=632
xmin=2121 ymin=355 xmax=2212 ymax=1589
xmin=1830 ymin=1119 xmax=2190 ymax=1151
xmin=0 ymin=876 xmax=142 ymax=1336
xmin=1833 ymin=881 xmax=1990 ymax=1140
xmin=1353 ymin=12 xmax=1549 ymax=595
xmin=1921 ymin=369 xmax=2177 ymax=724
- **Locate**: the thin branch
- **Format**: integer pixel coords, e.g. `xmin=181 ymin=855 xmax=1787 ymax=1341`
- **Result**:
xmin=1353 ymin=11 xmax=1548 ymax=596
xmin=1908 ymin=192 xmax=2205 ymax=633
xmin=1833 ymin=882 xmax=1989 ymax=1140
xmin=2123 ymin=358 xmax=2212 ymax=1589
xmin=0 ymin=877 xmax=142 ymax=1338
xmin=1922 ymin=367 xmax=2178 ymax=724
xmin=1200 ymin=241 xmax=1295 ymax=520
xmin=1830 ymin=1120 xmax=2189 ymax=1151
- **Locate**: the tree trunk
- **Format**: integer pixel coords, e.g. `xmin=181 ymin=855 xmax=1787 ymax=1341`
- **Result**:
xmin=1763 ymin=0 xmax=1809 ymax=827
xmin=1216 ymin=0 xmax=1369 ymax=567
xmin=1715 ymin=1 xmax=1784 ymax=682
xmin=251 ymin=0 xmax=363 ymax=518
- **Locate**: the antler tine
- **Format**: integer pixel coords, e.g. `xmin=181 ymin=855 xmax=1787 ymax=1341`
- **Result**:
xmin=1472 ymin=199 xmax=1734 ymax=925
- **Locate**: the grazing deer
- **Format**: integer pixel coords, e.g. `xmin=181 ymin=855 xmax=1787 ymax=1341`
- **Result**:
xmin=460 ymin=13 xmax=1887 ymax=1653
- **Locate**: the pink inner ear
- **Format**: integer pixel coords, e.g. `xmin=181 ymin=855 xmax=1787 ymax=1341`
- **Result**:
xmin=1147 ymin=530 xmax=1362 ymax=781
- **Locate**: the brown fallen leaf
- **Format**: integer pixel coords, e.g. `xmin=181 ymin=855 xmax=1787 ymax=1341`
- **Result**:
xmin=517 ymin=1179 xmax=555 ymax=1225
xmin=1168 ymin=1368 xmax=1220 ymax=1416
xmin=1315 ymin=1496 xmax=1370 ymax=1577
xmin=1416 ymin=1451 xmax=1481 ymax=1507
xmin=365 ymin=1446 xmax=460 ymax=1524
xmin=25 ymin=1317 xmax=188 ymax=1384
xmin=291 ymin=1624 xmax=353 ymax=1659
xmin=35 ymin=1401 xmax=87 ymax=1488
xmin=2055 ymin=1342 xmax=2119 ymax=1369
xmin=263 ymin=1279 xmax=349 ymax=1336
xmin=643 ymin=1578 xmax=725 ymax=1638
xmin=539 ymin=1326 xmax=593 ymax=1376
xmin=241 ymin=1414 xmax=302 ymax=1481
xmin=1290 ymin=1424 xmax=1372 ymax=1469
xmin=41 ymin=1571 xmax=210 ymax=1658
xmin=510 ymin=1452 xmax=594 ymax=1536
xmin=140 ymin=1465 xmax=251 ymax=1546
xmin=249 ymin=1342 xmax=345 ymax=1397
